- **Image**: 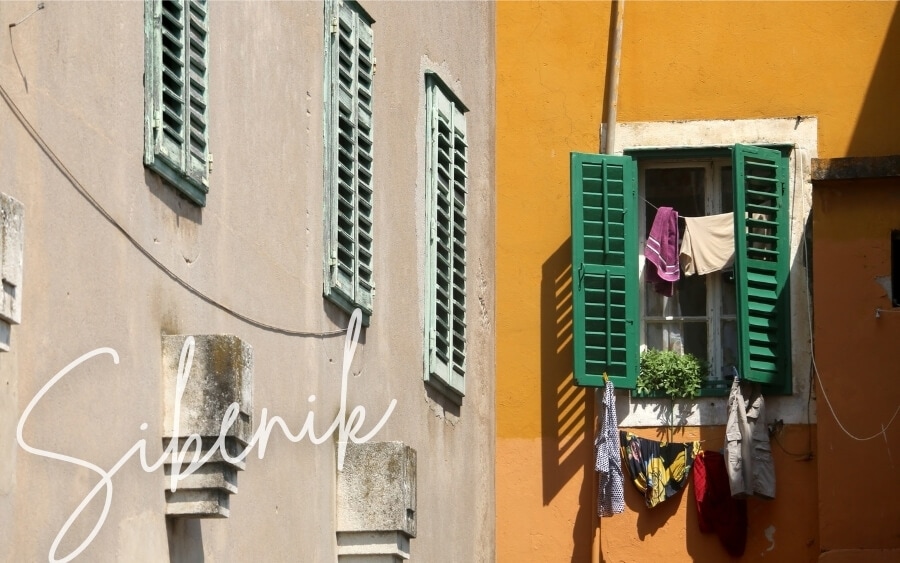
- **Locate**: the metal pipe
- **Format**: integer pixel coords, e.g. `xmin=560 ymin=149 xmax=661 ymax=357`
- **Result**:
xmin=602 ymin=0 xmax=625 ymax=155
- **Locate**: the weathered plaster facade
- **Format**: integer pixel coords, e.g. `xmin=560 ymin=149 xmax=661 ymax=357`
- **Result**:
xmin=0 ymin=1 xmax=495 ymax=561
xmin=496 ymin=1 xmax=899 ymax=561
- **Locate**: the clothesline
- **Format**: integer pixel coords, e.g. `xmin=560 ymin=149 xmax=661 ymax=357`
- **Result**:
xmin=642 ymin=197 xmax=689 ymax=220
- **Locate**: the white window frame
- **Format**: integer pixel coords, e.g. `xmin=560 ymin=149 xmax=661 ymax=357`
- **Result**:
xmin=639 ymin=158 xmax=737 ymax=384
xmin=610 ymin=117 xmax=818 ymax=427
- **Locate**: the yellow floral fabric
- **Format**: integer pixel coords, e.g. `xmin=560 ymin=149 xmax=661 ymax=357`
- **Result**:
xmin=621 ymin=431 xmax=700 ymax=508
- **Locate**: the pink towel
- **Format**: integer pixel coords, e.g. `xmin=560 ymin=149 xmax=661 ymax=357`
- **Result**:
xmin=645 ymin=206 xmax=679 ymax=296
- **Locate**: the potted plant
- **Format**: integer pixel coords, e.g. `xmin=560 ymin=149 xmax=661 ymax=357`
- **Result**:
xmin=636 ymin=349 xmax=707 ymax=400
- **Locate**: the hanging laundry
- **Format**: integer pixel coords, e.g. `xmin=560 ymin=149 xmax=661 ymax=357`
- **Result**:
xmin=620 ymin=431 xmax=700 ymax=508
xmin=644 ymin=206 xmax=679 ymax=296
xmin=725 ymin=378 xmax=776 ymax=499
xmin=693 ymin=450 xmax=748 ymax=557
xmin=595 ymin=380 xmax=624 ymax=517
xmin=680 ymin=213 xmax=735 ymax=276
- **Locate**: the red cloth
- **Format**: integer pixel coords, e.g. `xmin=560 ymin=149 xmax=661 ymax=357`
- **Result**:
xmin=692 ymin=450 xmax=747 ymax=557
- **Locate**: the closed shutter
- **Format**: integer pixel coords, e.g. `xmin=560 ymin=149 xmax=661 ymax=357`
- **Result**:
xmin=570 ymin=153 xmax=639 ymax=389
xmin=145 ymin=0 xmax=209 ymax=205
xmin=184 ymin=0 xmax=209 ymax=187
xmin=328 ymin=1 xmax=374 ymax=316
xmin=732 ymin=144 xmax=791 ymax=391
xmin=156 ymin=0 xmax=187 ymax=171
xmin=427 ymin=77 xmax=467 ymax=396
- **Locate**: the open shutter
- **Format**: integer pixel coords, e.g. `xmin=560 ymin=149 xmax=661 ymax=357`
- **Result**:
xmin=184 ymin=0 xmax=209 ymax=189
xmin=733 ymin=145 xmax=791 ymax=391
xmin=570 ymin=153 xmax=639 ymax=388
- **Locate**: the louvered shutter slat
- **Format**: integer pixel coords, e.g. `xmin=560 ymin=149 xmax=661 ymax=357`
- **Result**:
xmin=732 ymin=144 xmax=791 ymax=391
xmin=184 ymin=0 xmax=208 ymax=185
xmin=570 ymin=153 xmax=639 ymax=388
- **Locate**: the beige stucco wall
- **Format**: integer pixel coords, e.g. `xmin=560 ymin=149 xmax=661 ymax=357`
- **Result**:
xmin=0 ymin=1 xmax=494 ymax=561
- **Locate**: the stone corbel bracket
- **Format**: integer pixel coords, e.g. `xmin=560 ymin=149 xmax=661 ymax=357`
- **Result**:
xmin=162 ymin=334 xmax=253 ymax=518
xmin=337 ymin=441 xmax=417 ymax=562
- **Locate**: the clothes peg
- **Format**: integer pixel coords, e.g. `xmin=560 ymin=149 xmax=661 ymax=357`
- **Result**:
xmin=603 ymin=372 xmax=609 ymax=383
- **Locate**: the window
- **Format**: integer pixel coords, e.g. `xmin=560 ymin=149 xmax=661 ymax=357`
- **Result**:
xmin=144 ymin=0 xmax=210 ymax=206
xmin=570 ymin=145 xmax=792 ymax=395
xmin=424 ymin=73 xmax=468 ymax=399
xmin=323 ymin=0 xmax=375 ymax=320
xmin=640 ymin=159 xmax=737 ymax=392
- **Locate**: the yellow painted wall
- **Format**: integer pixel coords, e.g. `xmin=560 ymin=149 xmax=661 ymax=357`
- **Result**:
xmin=497 ymin=1 xmax=900 ymax=561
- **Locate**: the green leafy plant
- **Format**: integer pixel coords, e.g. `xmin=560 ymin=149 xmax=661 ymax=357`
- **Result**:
xmin=637 ymin=349 xmax=707 ymax=399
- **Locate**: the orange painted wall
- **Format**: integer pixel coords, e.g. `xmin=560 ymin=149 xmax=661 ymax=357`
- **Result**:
xmin=813 ymin=178 xmax=900 ymax=556
xmin=496 ymin=1 xmax=900 ymax=561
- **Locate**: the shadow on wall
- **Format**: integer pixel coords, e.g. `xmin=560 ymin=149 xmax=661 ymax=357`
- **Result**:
xmin=541 ymin=238 xmax=595 ymax=563
xmin=846 ymin=2 xmax=900 ymax=158
xmin=167 ymin=518 xmax=204 ymax=562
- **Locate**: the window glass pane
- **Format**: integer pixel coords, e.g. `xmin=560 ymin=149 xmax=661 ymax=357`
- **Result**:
xmin=721 ymin=166 xmax=733 ymax=214
xmin=646 ymin=321 xmax=707 ymax=363
xmin=644 ymin=275 xmax=706 ymax=317
xmin=720 ymin=319 xmax=738 ymax=379
xmin=719 ymin=271 xmax=737 ymax=315
xmin=645 ymin=167 xmax=705 ymax=236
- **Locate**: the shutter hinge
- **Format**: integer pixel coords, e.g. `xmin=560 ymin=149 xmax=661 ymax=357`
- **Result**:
xmin=331 ymin=16 xmax=338 ymax=35
xmin=429 ymin=218 xmax=436 ymax=241
xmin=373 ymin=57 xmax=377 ymax=75
xmin=153 ymin=111 xmax=161 ymax=130
xmin=207 ymin=153 xmax=213 ymax=174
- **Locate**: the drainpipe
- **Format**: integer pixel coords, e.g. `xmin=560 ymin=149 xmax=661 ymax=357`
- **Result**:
xmin=594 ymin=3 xmax=625 ymax=563
xmin=601 ymin=0 xmax=625 ymax=155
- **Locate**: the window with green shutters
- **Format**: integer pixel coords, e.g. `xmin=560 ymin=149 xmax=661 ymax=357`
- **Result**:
xmin=570 ymin=145 xmax=792 ymax=394
xmin=324 ymin=0 xmax=375 ymax=321
xmin=144 ymin=0 xmax=210 ymax=207
xmin=424 ymin=73 xmax=468 ymax=399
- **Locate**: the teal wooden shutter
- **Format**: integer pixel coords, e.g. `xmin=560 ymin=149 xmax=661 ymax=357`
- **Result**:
xmin=326 ymin=1 xmax=374 ymax=316
xmin=426 ymin=75 xmax=467 ymax=397
xmin=732 ymin=145 xmax=791 ymax=391
xmin=144 ymin=0 xmax=209 ymax=206
xmin=354 ymin=10 xmax=374 ymax=312
xmin=157 ymin=0 xmax=187 ymax=170
xmin=570 ymin=153 xmax=639 ymax=388
xmin=184 ymin=0 xmax=209 ymax=187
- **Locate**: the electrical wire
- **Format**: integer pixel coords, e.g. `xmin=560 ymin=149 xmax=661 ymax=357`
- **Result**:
xmin=798 ymin=148 xmax=900 ymax=442
xmin=0 ymin=81 xmax=345 ymax=338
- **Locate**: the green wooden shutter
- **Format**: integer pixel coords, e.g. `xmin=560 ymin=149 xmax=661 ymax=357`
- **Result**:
xmin=570 ymin=153 xmax=639 ymax=389
xmin=732 ymin=144 xmax=791 ymax=392
xmin=326 ymin=1 xmax=374 ymax=316
xmin=426 ymin=76 xmax=467 ymax=397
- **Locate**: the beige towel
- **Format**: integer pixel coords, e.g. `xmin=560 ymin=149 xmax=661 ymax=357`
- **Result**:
xmin=680 ymin=213 xmax=735 ymax=275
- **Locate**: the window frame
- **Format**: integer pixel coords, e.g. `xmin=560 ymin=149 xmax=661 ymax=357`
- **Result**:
xmin=143 ymin=0 xmax=210 ymax=207
xmin=323 ymin=0 xmax=375 ymax=323
xmin=423 ymin=72 xmax=469 ymax=401
xmin=637 ymin=157 xmax=737 ymax=396
xmin=571 ymin=145 xmax=793 ymax=397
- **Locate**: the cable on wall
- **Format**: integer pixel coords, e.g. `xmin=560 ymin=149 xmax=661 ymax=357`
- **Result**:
xmin=797 ymin=147 xmax=900 ymax=442
xmin=0 ymin=81 xmax=345 ymax=338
